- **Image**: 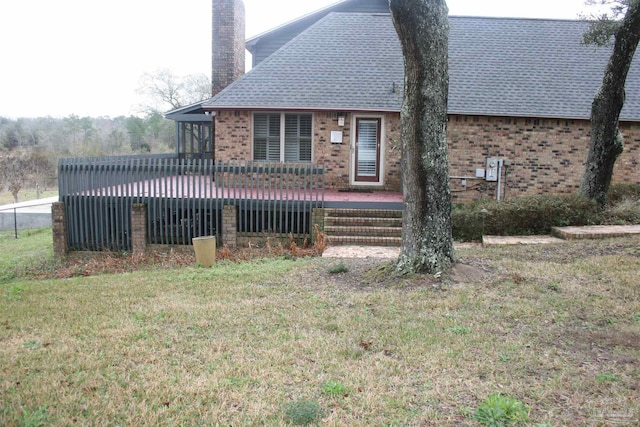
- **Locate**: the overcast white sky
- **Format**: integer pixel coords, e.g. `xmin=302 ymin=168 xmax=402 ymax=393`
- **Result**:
xmin=0 ymin=0 xmax=591 ymax=119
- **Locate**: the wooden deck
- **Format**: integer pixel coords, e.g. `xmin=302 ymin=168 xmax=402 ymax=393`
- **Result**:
xmin=89 ymin=176 xmax=403 ymax=210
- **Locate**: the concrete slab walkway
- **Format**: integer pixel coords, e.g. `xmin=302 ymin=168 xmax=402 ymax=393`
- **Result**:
xmin=552 ymin=224 xmax=640 ymax=239
xmin=324 ymin=224 xmax=640 ymax=258
xmin=323 ymin=242 xmax=481 ymax=259
xmin=482 ymin=235 xmax=564 ymax=246
xmin=323 ymin=245 xmax=400 ymax=259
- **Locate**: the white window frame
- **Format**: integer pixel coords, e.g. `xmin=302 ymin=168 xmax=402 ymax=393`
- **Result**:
xmin=252 ymin=112 xmax=313 ymax=163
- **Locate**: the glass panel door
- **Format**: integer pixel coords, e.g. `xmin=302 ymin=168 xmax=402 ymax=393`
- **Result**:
xmin=355 ymin=118 xmax=381 ymax=182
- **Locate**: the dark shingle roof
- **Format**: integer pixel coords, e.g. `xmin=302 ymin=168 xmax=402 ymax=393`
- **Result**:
xmin=204 ymin=13 xmax=640 ymax=121
xmin=245 ymin=0 xmax=391 ymax=66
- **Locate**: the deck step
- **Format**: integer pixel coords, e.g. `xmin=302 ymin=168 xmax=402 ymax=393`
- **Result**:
xmin=323 ymin=208 xmax=403 ymax=246
xmin=325 ymin=208 xmax=402 ymax=218
xmin=326 ymin=236 xmax=402 ymax=246
xmin=325 ymin=225 xmax=402 ymax=237
xmin=324 ymin=216 xmax=403 ymax=228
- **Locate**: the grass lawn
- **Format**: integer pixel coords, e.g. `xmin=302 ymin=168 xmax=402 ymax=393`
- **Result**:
xmin=1 ymin=234 xmax=639 ymax=426
xmin=0 ymin=229 xmax=53 ymax=283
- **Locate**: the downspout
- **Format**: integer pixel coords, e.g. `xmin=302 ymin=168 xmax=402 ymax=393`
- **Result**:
xmin=496 ymin=159 xmax=504 ymax=201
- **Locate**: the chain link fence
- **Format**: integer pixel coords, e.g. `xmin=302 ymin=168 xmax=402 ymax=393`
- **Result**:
xmin=0 ymin=199 xmax=55 ymax=239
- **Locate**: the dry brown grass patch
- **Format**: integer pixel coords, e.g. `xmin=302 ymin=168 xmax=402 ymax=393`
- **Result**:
xmin=1 ymin=237 xmax=639 ymax=425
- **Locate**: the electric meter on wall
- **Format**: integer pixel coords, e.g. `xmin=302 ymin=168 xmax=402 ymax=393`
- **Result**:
xmin=486 ymin=158 xmax=499 ymax=182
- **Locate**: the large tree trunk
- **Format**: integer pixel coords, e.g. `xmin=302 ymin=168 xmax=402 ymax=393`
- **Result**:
xmin=390 ymin=0 xmax=454 ymax=274
xmin=580 ymin=1 xmax=640 ymax=206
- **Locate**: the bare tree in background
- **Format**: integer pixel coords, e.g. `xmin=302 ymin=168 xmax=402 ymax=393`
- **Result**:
xmin=28 ymin=149 xmax=55 ymax=198
xmin=2 ymin=151 xmax=30 ymax=203
xmin=137 ymin=69 xmax=211 ymax=112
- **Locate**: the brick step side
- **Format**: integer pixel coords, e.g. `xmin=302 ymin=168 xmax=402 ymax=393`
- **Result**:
xmin=325 ymin=209 xmax=402 ymax=218
xmin=326 ymin=235 xmax=402 ymax=246
xmin=325 ymin=217 xmax=403 ymax=228
xmin=325 ymin=225 xmax=402 ymax=237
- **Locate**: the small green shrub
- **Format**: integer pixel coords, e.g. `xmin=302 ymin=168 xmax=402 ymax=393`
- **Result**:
xmin=19 ymin=405 xmax=49 ymax=427
xmin=474 ymin=393 xmax=530 ymax=426
xmin=447 ymin=326 xmax=471 ymax=335
xmin=453 ymin=194 xmax=602 ymax=240
xmin=327 ymin=262 xmax=349 ymax=274
xmin=596 ymin=372 xmax=621 ymax=383
xmin=498 ymin=353 xmax=511 ymax=362
xmin=544 ymin=282 xmax=561 ymax=293
xmin=283 ymin=399 xmax=321 ymax=426
xmin=5 ymin=284 xmax=27 ymax=301
xmin=321 ymin=380 xmax=348 ymax=397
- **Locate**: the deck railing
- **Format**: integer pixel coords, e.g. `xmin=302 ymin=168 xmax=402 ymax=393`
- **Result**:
xmin=58 ymin=156 xmax=325 ymax=251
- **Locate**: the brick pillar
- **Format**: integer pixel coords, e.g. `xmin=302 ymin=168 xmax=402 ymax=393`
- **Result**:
xmin=222 ymin=205 xmax=237 ymax=249
xmin=131 ymin=204 xmax=147 ymax=254
xmin=52 ymin=202 xmax=67 ymax=260
xmin=311 ymin=208 xmax=326 ymax=243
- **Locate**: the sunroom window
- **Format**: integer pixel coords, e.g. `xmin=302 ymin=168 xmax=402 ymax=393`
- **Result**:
xmin=254 ymin=113 xmax=312 ymax=162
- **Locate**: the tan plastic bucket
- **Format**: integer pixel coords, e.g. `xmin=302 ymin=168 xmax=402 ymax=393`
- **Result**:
xmin=192 ymin=236 xmax=216 ymax=267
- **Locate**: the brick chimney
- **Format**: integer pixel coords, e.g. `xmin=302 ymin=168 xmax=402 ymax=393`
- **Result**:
xmin=212 ymin=0 xmax=245 ymax=96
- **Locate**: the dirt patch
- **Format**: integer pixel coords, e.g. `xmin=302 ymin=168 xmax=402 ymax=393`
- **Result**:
xmin=586 ymin=330 xmax=640 ymax=351
xmin=482 ymin=237 xmax=640 ymax=263
xmin=315 ymin=258 xmax=401 ymax=290
xmin=448 ymin=262 xmax=493 ymax=285
xmin=302 ymin=257 xmax=492 ymax=294
xmin=552 ymin=327 xmax=640 ymax=366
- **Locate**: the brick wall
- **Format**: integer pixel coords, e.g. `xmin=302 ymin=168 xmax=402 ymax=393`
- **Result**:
xmin=212 ymin=0 xmax=245 ymax=96
xmin=214 ymin=110 xmax=640 ymax=200
xmin=311 ymin=111 xmax=402 ymax=191
xmin=313 ymin=112 xmax=351 ymax=189
xmin=215 ymin=110 xmax=251 ymax=160
xmin=215 ymin=111 xmax=403 ymax=191
xmin=384 ymin=113 xmax=403 ymax=191
xmin=448 ymin=115 xmax=640 ymax=201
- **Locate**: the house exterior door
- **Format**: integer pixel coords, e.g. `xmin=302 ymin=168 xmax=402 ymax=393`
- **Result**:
xmin=354 ymin=117 xmax=382 ymax=183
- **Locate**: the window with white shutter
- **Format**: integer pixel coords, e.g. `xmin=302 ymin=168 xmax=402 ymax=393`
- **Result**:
xmin=253 ymin=113 xmax=312 ymax=162
xmin=253 ymin=113 xmax=281 ymax=161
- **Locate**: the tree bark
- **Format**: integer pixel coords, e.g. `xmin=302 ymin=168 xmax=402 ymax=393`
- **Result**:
xmin=580 ymin=1 xmax=640 ymax=206
xmin=390 ymin=0 xmax=454 ymax=274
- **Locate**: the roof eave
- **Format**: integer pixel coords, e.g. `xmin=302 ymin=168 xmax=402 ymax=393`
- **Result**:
xmin=202 ymin=106 xmax=640 ymax=122
xmin=447 ymin=110 xmax=591 ymax=121
xmin=203 ymin=104 xmax=401 ymax=113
